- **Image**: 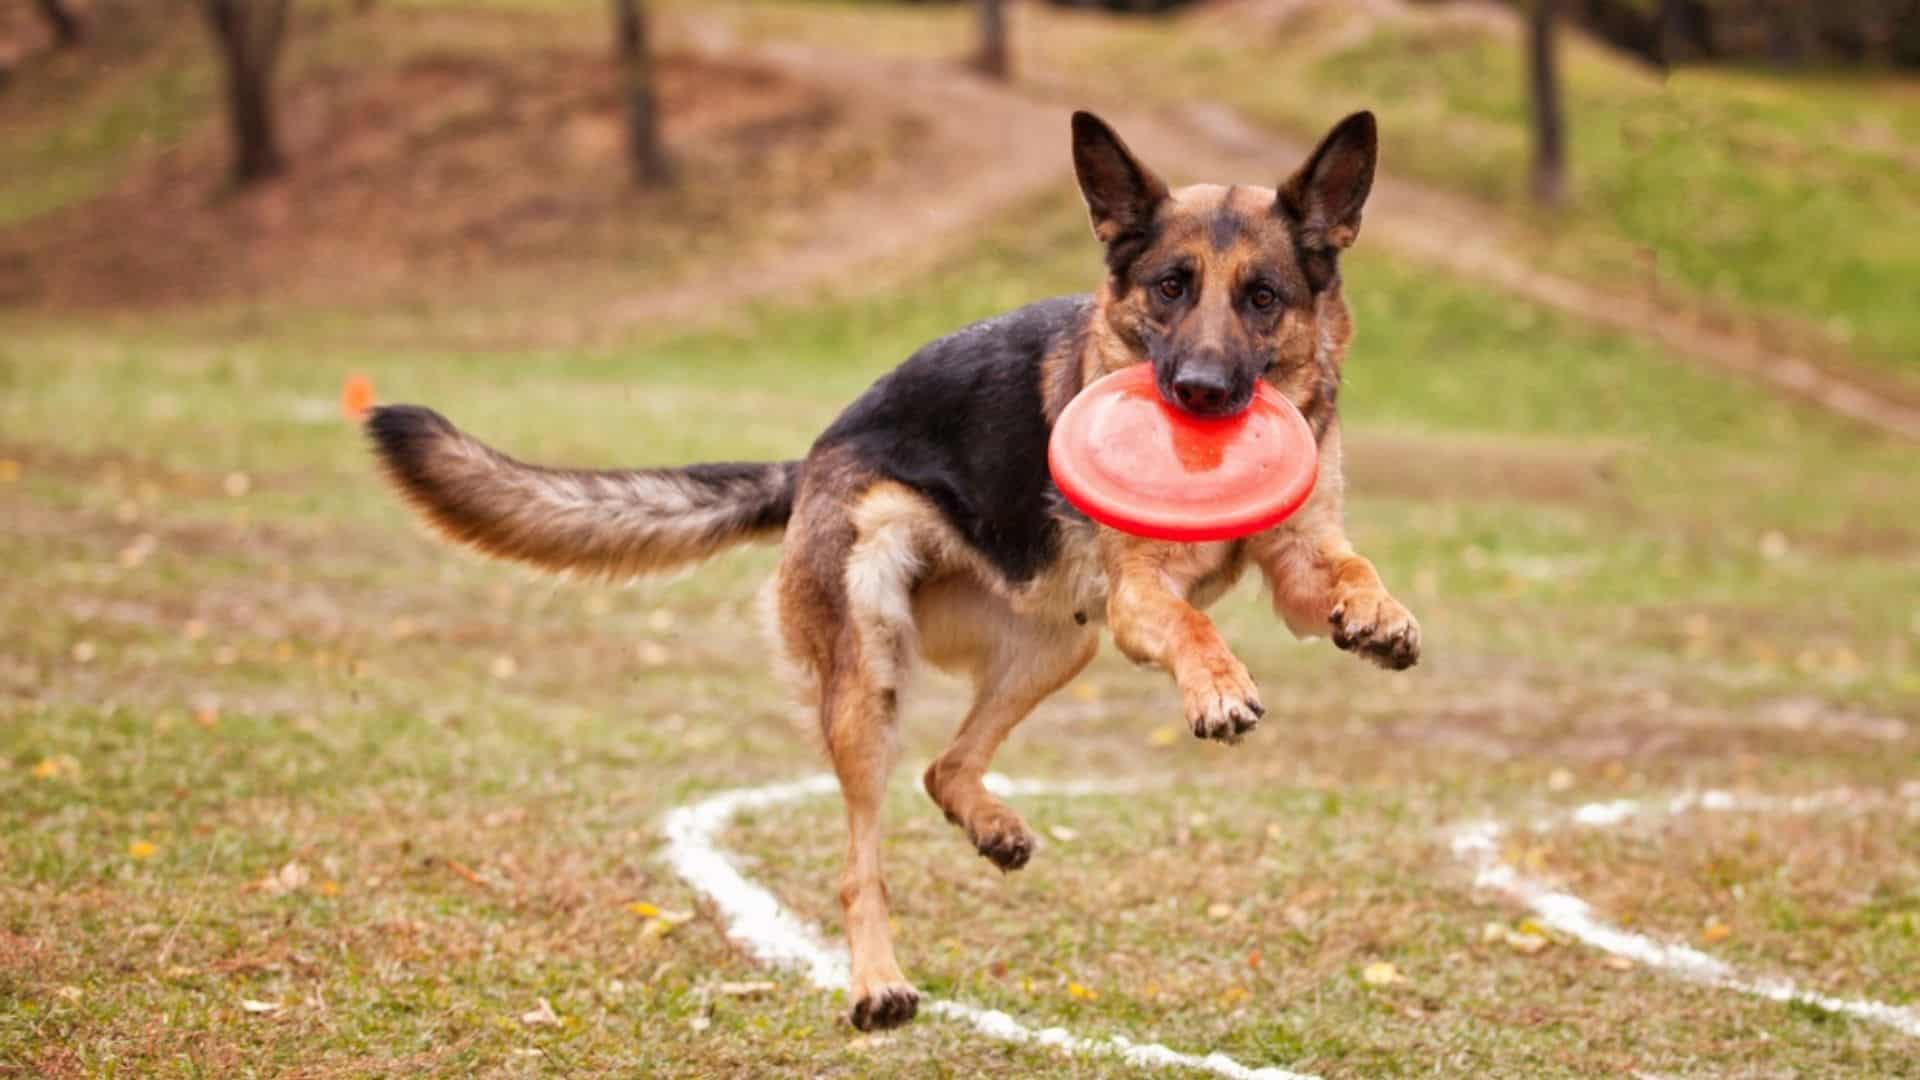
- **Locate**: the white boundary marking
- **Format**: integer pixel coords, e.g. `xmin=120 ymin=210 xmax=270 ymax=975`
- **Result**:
xmin=660 ymin=773 xmax=1319 ymax=1080
xmin=1452 ymin=786 xmax=1920 ymax=1039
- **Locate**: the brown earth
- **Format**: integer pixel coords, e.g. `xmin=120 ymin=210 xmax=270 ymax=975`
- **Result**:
xmin=0 ymin=31 xmax=912 ymax=311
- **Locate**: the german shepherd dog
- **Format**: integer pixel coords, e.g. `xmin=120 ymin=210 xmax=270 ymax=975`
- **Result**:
xmin=367 ymin=110 xmax=1419 ymax=1031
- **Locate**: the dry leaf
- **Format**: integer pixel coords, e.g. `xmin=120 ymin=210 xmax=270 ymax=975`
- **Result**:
xmin=520 ymin=998 xmax=561 ymax=1026
xmin=1361 ymin=961 xmax=1404 ymax=986
xmin=1206 ymin=901 xmax=1233 ymax=920
xmin=1067 ymin=981 xmax=1098 ymax=1001
xmin=240 ymin=999 xmax=282 ymax=1014
xmin=341 ymin=374 xmax=376 ymax=422
xmin=1048 ymin=825 xmax=1079 ymax=843
xmin=1701 ymin=921 xmax=1732 ymax=944
xmin=1603 ymin=955 xmax=1635 ymax=971
xmin=128 ymin=840 xmax=159 ymax=861
xmin=55 ymin=986 xmax=83 ymax=1003
xmin=627 ymin=901 xmax=661 ymax=918
xmin=687 ymin=1016 xmax=711 ymax=1032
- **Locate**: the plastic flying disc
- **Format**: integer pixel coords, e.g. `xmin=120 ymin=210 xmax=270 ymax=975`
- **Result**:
xmin=1048 ymin=364 xmax=1318 ymax=542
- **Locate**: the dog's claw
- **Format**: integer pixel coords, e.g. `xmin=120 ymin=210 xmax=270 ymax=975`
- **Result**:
xmin=1330 ymin=589 xmax=1421 ymax=670
xmin=849 ymin=984 xmax=920 ymax=1031
xmin=972 ymin=823 xmax=1035 ymax=872
xmin=1181 ymin=659 xmax=1264 ymax=743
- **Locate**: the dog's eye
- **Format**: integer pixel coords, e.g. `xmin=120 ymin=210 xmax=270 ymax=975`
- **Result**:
xmin=1156 ymin=275 xmax=1186 ymax=302
xmin=1249 ymin=285 xmax=1278 ymax=310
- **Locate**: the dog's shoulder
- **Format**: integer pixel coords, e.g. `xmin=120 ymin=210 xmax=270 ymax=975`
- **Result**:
xmin=812 ymin=295 xmax=1093 ymax=585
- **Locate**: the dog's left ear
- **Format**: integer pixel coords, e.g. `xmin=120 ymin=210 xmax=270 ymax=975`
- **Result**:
xmin=1278 ymin=111 xmax=1377 ymax=252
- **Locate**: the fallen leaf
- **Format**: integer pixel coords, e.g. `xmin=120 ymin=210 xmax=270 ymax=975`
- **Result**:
xmin=688 ymin=1016 xmax=711 ymax=1032
xmin=240 ymin=999 xmax=282 ymax=1014
xmin=1206 ymin=901 xmax=1233 ymax=920
xmin=627 ymin=901 xmax=661 ymax=918
xmin=1701 ymin=921 xmax=1732 ymax=944
xmin=1603 ymin=955 xmax=1635 ymax=971
xmin=716 ymin=981 xmax=776 ymax=997
xmin=1047 ymin=825 xmax=1078 ymax=843
xmin=519 ymin=998 xmax=560 ymax=1027
xmin=1361 ymin=961 xmax=1405 ymax=986
xmin=341 ymin=374 xmax=376 ymax=422
xmin=1504 ymin=930 xmax=1550 ymax=955
xmin=55 ymin=986 xmax=82 ymax=1003
xmin=445 ymin=858 xmax=490 ymax=889
xmin=316 ymin=880 xmax=342 ymax=897
xmin=128 ymin=840 xmax=159 ymax=861
xmin=1067 ymin=981 xmax=1098 ymax=1001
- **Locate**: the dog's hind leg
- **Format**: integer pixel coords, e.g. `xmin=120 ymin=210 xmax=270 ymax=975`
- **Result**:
xmin=789 ymin=482 xmax=925 ymax=1030
xmin=916 ymin=578 xmax=1097 ymax=872
xmin=821 ymin=650 xmax=919 ymax=1030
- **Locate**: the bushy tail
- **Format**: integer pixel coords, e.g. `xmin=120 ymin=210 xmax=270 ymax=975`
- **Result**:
xmin=366 ymin=405 xmax=797 ymax=578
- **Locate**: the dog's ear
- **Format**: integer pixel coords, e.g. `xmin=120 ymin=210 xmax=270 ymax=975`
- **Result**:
xmin=1277 ymin=111 xmax=1377 ymax=252
xmin=1071 ymin=111 xmax=1169 ymax=258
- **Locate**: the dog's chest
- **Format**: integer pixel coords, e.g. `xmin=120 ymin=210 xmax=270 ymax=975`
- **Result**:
xmin=1008 ymin=515 xmax=1247 ymax=623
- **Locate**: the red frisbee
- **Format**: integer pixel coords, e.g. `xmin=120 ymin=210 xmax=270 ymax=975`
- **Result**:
xmin=1048 ymin=364 xmax=1318 ymax=542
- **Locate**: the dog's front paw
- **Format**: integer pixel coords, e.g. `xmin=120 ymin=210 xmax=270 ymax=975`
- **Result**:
xmin=1179 ymin=657 xmax=1264 ymax=743
xmin=1330 ymin=588 xmax=1421 ymax=670
xmin=848 ymin=979 xmax=920 ymax=1031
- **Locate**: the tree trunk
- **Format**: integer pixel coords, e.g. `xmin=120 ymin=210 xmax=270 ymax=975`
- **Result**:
xmin=1656 ymin=0 xmax=1693 ymax=67
xmin=35 ymin=0 xmax=83 ymax=47
xmin=613 ymin=0 xmax=671 ymax=187
xmin=976 ymin=0 xmax=1010 ymax=80
xmin=203 ymin=0 xmax=290 ymax=187
xmin=1527 ymin=0 xmax=1567 ymax=207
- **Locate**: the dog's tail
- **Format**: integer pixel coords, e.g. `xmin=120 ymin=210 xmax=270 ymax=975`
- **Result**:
xmin=366 ymin=405 xmax=797 ymax=579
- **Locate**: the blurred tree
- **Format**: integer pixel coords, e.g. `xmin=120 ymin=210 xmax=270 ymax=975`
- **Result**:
xmin=202 ymin=0 xmax=290 ymax=186
xmin=976 ymin=0 xmax=1010 ymax=80
xmin=35 ymin=0 xmax=84 ymax=47
xmin=613 ymin=0 xmax=672 ymax=187
xmin=1527 ymin=0 xmax=1567 ymax=207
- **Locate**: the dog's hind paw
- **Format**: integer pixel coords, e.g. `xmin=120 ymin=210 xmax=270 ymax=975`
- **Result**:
xmin=849 ymin=982 xmax=920 ymax=1031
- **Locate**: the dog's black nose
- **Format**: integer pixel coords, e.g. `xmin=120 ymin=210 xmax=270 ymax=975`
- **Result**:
xmin=1171 ymin=369 xmax=1233 ymax=415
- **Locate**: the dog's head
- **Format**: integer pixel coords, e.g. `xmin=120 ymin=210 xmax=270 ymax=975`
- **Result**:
xmin=1072 ymin=110 xmax=1376 ymax=420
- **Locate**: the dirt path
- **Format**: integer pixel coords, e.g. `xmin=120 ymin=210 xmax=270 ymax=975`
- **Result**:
xmin=644 ymin=30 xmax=1920 ymax=443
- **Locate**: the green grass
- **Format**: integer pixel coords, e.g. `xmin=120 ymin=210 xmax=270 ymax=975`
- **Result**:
xmin=1309 ymin=21 xmax=1920 ymax=370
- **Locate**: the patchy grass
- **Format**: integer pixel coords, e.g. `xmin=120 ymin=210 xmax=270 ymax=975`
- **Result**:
xmin=2 ymin=100 xmax=1916 ymax=1080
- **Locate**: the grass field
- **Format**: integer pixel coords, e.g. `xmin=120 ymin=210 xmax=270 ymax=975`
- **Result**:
xmin=3 ymin=2 xmax=1917 ymax=1076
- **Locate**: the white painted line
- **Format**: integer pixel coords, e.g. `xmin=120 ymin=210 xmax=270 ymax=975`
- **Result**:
xmin=660 ymin=773 xmax=1319 ymax=1080
xmin=1453 ymin=787 xmax=1920 ymax=1040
